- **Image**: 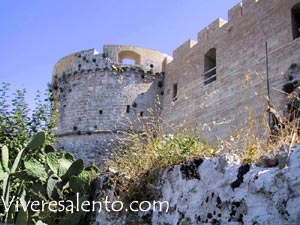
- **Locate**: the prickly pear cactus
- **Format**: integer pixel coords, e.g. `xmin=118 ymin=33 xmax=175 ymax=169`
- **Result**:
xmin=0 ymin=131 xmax=97 ymax=225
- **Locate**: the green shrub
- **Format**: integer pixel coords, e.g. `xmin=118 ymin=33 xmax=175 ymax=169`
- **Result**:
xmin=0 ymin=82 xmax=57 ymax=157
xmin=0 ymin=83 xmax=97 ymax=224
xmin=111 ymin=115 xmax=217 ymax=203
xmin=0 ymin=132 xmax=98 ymax=225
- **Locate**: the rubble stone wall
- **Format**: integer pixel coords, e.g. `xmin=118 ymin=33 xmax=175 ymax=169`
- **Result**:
xmin=52 ymin=46 xmax=171 ymax=164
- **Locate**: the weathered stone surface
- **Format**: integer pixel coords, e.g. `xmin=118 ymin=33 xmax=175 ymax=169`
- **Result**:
xmin=52 ymin=46 xmax=171 ymax=165
xmin=151 ymin=146 xmax=300 ymax=225
xmin=92 ymin=146 xmax=300 ymax=224
xmin=256 ymin=145 xmax=290 ymax=168
xmin=256 ymin=151 xmax=279 ymax=168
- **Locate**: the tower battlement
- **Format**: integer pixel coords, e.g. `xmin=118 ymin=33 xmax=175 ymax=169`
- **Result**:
xmin=53 ymin=45 xmax=172 ymax=81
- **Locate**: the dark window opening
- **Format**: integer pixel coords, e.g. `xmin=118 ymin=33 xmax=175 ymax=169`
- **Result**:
xmin=173 ymin=83 xmax=178 ymax=101
xmin=140 ymin=111 xmax=144 ymax=117
xmin=126 ymin=105 xmax=130 ymax=113
xmin=158 ymin=80 xmax=163 ymax=88
xmin=204 ymin=48 xmax=217 ymax=85
xmin=99 ymin=110 xmax=103 ymax=115
xmin=292 ymin=4 xmax=300 ymax=40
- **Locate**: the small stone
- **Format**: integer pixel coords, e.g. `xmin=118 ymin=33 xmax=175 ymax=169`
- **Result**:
xmin=277 ymin=145 xmax=289 ymax=169
xmin=256 ymin=152 xmax=278 ymax=167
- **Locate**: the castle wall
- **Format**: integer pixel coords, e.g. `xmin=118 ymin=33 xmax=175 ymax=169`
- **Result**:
xmin=52 ymin=0 xmax=300 ymax=163
xmin=52 ymin=46 xmax=170 ymax=165
xmin=161 ymin=0 xmax=300 ymax=141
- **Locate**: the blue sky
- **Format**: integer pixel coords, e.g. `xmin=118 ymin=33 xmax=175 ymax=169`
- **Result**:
xmin=0 ymin=0 xmax=240 ymax=107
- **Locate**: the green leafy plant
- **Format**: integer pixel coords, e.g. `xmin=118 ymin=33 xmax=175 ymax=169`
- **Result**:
xmin=0 ymin=132 xmax=46 ymax=224
xmin=0 ymin=83 xmax=99 ymax=224
xmin=154 ymin=134 xmax=216 ymax=165
xmin=0 ymin=82 xmax=57 ymax=157
xmin=111 ymin=114 xmax=216 ymax=204
xmin=0 ymin=132 xmax=98 ymax=225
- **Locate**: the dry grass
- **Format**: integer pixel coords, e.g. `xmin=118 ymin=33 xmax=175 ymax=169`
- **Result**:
xmin=218 ymin=110 xmax=299 ymax=164
xmin=107 ymin=72 xmax=300 ymax=202
xmin=108 ymin=112 xmax=217 ymax=202
xmin=108 ymin=107 xmax=299 ymax=203
xmin=216 ymin=81 xmax=300 ymax=164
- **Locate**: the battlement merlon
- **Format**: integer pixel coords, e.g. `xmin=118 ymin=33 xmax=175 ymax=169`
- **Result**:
xmin=52 ymin=45 xmax=172 ymax=79
xmin=52 ymin=49 xmax=100 ymax=77
xmin=228 ymin=2 xmax=243 ymax=21
xmin=241 ymin=0 xmax=260 ymax=15
xmin=197 ymin=18 xmax=227 ymax=42
xmin=173 ymin=39 xmax=197 ymax=59
xmin=103 ymin=45 xmax=172 ymax=72
xmin=196 ymin=0 xmax=261 ymax=42
xmin=228 ymin=0 xmax=262 ymax=21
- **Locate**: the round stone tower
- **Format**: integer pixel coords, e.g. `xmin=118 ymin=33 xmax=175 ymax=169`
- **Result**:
xmin=52 ymin=45 xmax=172 ymax=165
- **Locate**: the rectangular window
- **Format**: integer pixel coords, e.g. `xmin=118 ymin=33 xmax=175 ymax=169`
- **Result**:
xmin=173 ymin=83 xmax=178 ymax=101
xmin=126 ymin=105 xmax=130 ymax=113
xmin=204 ymin=48 xmax=217 ymax=85
xmin=292 ymin=4 xmax=300 ymax=40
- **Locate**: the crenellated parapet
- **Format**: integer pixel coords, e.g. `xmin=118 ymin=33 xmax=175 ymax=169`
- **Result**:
xmin=173 ymin=39 xmax=197 ymax=59
xmin=172 ymin=0 xmax=291 ymax=61
xmin=197 ymin=18 xmax=228 ymax=42
xmin=53 ymin=45 xmax=172 ymax=81
xmin=228 ymin=2 xmax=243 ymax=21
xmin=104 ymin=45 xmax=172 ymax=72
xmin=228 ymin=0 xmax=263 ymax=22
xmin=239 ymin=0 xmax=260 ymax=16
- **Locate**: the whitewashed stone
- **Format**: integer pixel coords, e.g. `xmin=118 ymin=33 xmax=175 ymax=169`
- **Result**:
xmin=92 ymin=146 xmax=300 ymax=224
